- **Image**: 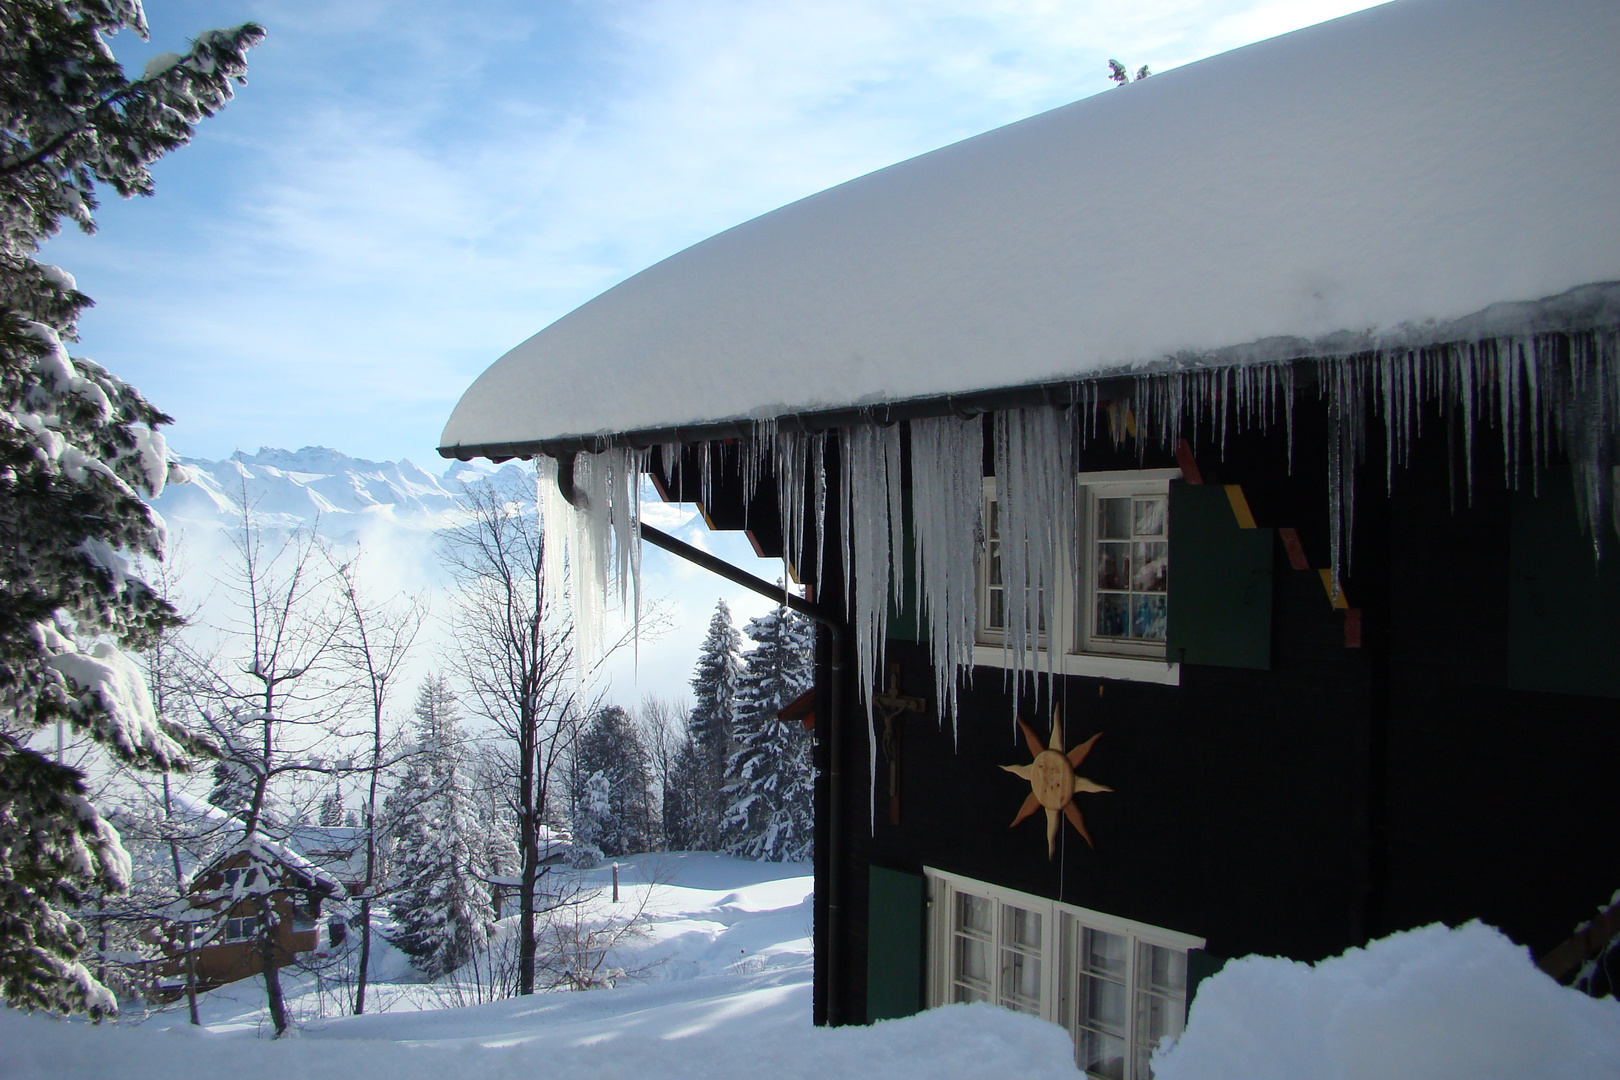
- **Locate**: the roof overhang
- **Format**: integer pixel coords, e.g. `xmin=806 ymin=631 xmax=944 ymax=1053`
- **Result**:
xmin=440 ymin=0 xmax=1620 ymax=461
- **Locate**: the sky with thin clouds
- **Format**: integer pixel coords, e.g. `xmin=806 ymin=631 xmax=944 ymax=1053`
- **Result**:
xmin=43 ymin=0 xmax=1385 ymax=468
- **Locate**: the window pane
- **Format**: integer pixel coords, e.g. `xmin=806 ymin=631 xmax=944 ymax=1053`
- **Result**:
xmin=1132 ymin=594 xmax=1167 ymax=641
xmin=1132 ymin=541 xmax=1168 ymax=592
xmin=1083 ymin=928 xmax=1128 ymax=979
xmin=1004 ymin=905 xmax=1042 ymax=951
xmin=1078 ymin=1026 xmax=1126 ymax=1080
xmin=1098 ymin=498 xmax=1132 ymax=540
xmin=957 ymin=935 xmax=991 ymax=988
xmin=1135 ymin=988 xmax=1185 ymax=1046
xmin=953 ymin=980 xmax=989 ymax=1004
xmin=1134 ymin=497 xmax=1166 ymax=537
xmin=957 ymin=892 xmax=992 ymax=936
xmin=1080 ymin=972 xmax=1127 ymax=1034
xmin=989 ymin=547 xmax=1003 ymax=586
xmin=1138 ymin=943 xmax=1187 ymax=997
xmin=1095 ymin=593 xmax=1129 ymax=637
xmin=987 ymin=589 xmax=1005 ymax=630
xmin=1096 ymin=543 xmax=1130 ymax=590
xmin=1001 ymin=949 xmax=1042 ymax=1014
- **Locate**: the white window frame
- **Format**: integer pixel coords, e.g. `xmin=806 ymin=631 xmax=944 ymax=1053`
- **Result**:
xmin=973 ymin=470 xmax=1181 ymax=685
xmin=222 ymin=914 xmax=259 ymax=943
xmin=925 ymin=868 xmax=1203 ymax=1080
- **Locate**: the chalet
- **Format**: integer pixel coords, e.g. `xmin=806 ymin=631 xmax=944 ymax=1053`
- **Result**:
xmin=439 ymin=0 xmax=1620 ymax=1073
xmin=151 ymin=835 xmax=347 ymax=999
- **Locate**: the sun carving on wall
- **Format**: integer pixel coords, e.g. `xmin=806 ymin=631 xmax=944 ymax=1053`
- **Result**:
xmin=1002 ymin=705 xmax=1112 ymax=860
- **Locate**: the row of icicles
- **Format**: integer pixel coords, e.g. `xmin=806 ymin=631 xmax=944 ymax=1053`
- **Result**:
xmin=539 ymin=327 xmax=1618 ymax=751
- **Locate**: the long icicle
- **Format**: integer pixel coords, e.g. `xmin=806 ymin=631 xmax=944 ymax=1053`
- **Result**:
xmin=909 ymin=414 xmax=984 ymax=739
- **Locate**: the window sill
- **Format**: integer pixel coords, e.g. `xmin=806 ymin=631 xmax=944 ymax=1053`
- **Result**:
xmin=971 ymin=644 xmax=1180 ymax=685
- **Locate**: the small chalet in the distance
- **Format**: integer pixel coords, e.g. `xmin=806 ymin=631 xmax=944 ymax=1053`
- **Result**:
xmin=441 ymin=1 xmax=1620 ymax=1075
xmin=155 ymin=843 xmax=343 ymax=997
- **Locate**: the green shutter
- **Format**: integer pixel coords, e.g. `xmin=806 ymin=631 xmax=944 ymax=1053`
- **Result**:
xmin=866 ymin=865 xmax=925 ymax=1022
xmin=1167 ymin=481 xmax=1274 ymax=669
xmin=1508 ymin=469 xmax=1620 ymax=698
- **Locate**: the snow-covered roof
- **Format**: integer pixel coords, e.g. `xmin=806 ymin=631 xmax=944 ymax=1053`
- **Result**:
xmin=440 ymin=0 xmax=1620 ymax=457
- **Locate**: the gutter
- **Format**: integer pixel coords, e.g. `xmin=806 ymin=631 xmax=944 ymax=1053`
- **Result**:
xmin=551 ymin=454 xmax=851 ymax=1026
xmin=439 ymin=374 xmax=1145 ymax=462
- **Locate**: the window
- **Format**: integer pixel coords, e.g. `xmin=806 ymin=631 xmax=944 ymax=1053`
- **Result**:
xmin=927 ymin=869 xmax=1201 ymax=1079
xmin=1065 ymin=918 xmax=1189 ymax=1080
xmin=1078 ymin=481 xmax=1169 ymax=658
xmin=948 ymin=889 xmax=1046 ymax=1015
xmin=223 ymin=915 xmax=259 ymax=942
xmin=975 ymin=470 xmax=1180 ymax=683
xmin=222 ymin=865 xmax=258 ymax=891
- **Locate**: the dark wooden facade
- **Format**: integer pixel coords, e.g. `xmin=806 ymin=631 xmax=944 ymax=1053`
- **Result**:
xmin=152 ymin=850 xmax=334 ymax=998
xmin=662 ymin=384 xmax=1620 ymax=1027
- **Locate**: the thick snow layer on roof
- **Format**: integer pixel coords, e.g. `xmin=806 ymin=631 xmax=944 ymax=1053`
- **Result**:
xmin=442 ymin=0 xmax=1620 ymax=452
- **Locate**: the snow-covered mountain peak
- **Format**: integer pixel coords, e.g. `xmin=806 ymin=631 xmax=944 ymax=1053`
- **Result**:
xmin=155 ymin=446 xmax=531 ymax=538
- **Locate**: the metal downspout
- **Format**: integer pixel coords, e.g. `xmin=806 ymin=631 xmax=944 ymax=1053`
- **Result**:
xmin=553 ymin=453 xmax=849 ymax=1025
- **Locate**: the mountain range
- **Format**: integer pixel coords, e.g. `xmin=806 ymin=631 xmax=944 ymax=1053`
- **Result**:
xmin=154 ymin=446 xmax=530 ymax=538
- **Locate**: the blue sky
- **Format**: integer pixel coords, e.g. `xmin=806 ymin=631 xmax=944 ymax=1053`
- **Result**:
xmin=43 ymin=0 xmax=1382 ymax=469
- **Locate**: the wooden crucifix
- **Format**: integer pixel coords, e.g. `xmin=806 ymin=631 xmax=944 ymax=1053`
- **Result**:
xmin=874 ymin=662 xmax=927 ymax=825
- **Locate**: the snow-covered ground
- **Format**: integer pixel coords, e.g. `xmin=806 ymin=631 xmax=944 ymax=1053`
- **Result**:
xmin=6 ymin=855 xmax=1620 ymax=1079
xmin=1 ymin=854 xmax=1079 ymax=1080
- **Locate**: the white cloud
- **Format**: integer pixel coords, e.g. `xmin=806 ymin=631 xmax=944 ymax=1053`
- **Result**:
xmin=48 ymin=0 xmax=1380 ymax=465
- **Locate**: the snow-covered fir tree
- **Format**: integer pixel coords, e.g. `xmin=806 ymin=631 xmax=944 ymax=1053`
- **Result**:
xmin=671 ymin=600 xmax=743 ymax=850
xmin=317 ymin=788 xmax=344 ymax=826
xmin=386 ymin=676 xmax=493 ymax=980
xmin=206 ymin=752 xmax=262 ymax=821
xmin=569 ymin=705 xmax=655 ymax=859
xmin=0 ymin=1 xmax=261 ymax=1016
xmin=722 ymin=606 xmax=815 ymax=861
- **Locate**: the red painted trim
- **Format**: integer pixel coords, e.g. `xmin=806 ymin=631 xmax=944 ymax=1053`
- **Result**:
xmin=1279 ymin=527 xmax=1311 ymax=571
xmin=1174 ymin=439 xmax=1203 ymax=484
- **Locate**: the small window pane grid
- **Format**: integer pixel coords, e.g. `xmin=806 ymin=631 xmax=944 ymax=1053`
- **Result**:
xmin=223 ymin=915 xmax=259 ymax=942
xmin=1089 ymin=495 xmax=1168 ymax=646
xmin=978 ymin=496 xmax=1046 ymax=644
xmin=929 ymin=871 xmax=1197 ymax=1080
xmin=949 ymin=891 xmax=1045 ymax=1015
xmin=976 ymin=477 xmax=1168 ymax=661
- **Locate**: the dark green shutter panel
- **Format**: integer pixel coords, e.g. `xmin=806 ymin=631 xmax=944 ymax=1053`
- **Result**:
xmin=1508 ymin=468 xmax=1620 ymax=698
xmin=1167 ymin=481 xmax=1273 ymax=669
xmin=866 ymin=865 xmax=925 ymax=1022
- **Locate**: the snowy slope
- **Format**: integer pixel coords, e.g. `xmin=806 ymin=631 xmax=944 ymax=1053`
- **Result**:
xmin=5 ymin=856 xmax=1620 ymax=1078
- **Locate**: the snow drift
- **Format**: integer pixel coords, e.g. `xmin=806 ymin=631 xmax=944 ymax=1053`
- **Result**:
xmin=1154 ymin=921 xmax=1620 ymax=1080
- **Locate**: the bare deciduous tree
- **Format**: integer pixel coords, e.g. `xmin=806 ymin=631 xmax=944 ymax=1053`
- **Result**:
xmin=186 ymin=507 xmax=349 ymax=1036
xmin=331 ymin=556 xmax=423 ymax=1016
xmin=442 ymin=480 xmax=582 ymax=996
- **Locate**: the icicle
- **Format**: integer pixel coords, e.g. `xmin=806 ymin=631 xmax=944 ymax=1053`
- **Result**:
xmin=538 ymin=455 xmax=571 ymax=640
xmin=909 ymin=415 xmax=984 ymax=737
xmin=839 ymin=423 xmax=903 ymax=829
xmin=540 ymin=447 xmax=648 ymax=688
xmin=811 ymin=431 xmax=828 ymax=590
xmin=698 ymin=440 xmax=714 ymax=514
xmin=658 ymin=442 xmax=682 ymax=492
xmin=570 ymin=449 xmax=612 ymax=683
xmin=775 ymin=428 xmax=808 ymax=594
xmin=992 ymin=407 xmax=1075 ymax=713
